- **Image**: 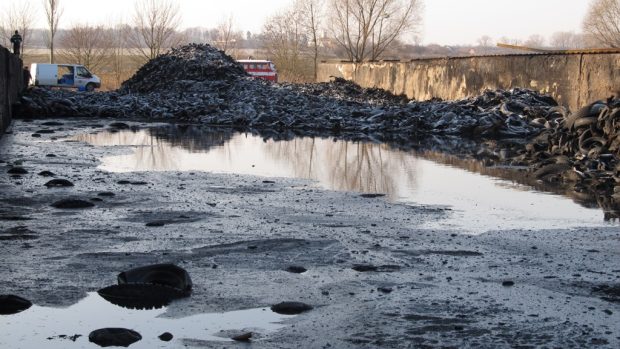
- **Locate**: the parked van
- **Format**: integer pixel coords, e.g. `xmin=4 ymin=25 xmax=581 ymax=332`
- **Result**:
xmin=237 ymin=60 xmax=278 ymax=82
xmin=30 ymin=63 xmax=101 ymax=91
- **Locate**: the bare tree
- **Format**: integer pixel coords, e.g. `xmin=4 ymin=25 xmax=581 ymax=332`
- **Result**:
xmin=583 ymin=0 xmax=620 ymax=47
xmin=128 ymin=0 xmax=182 ymax=63
xmin=59 ymin=23 xmax=113 ymax=71
xmin=1 ymin=1 xmax=36 ymax=57
xmin=328 ymin=0 xmax=423 ymax=62
xmin=212 ymin=14 xmax=241 ymax=55
xmin=476 ymin=35 xmax=493 ymax=47
xmin=43 ymin=0 xmax=63 ymax=63
xmin=295 ymin=0 xmax=324 ymax=81
xmin=106 ymin=23 xmax=130 ymax=89
xmin=182 ymin=27 xmax=210 ymax=44
xmin=524 ymin=34 xmax=545 ymax=48
xmin=549 ymin=31 xmax=585 ymax=49
xmin=411 ymin=34 xmax=422 ymax=46
xmin=262 ymin=7 xmax=312 ymax=81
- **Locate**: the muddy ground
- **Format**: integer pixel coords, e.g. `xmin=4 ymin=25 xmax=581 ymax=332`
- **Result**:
xmin=1 ymin=118 xmax=619 ymax=348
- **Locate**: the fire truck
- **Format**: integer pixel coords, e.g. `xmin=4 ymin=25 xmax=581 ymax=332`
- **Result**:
xmin=238 ymin=59 xmax=278 ymax=82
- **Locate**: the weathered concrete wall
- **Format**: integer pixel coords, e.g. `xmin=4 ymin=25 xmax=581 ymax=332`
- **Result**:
xmin=317 ymin=53 xmax=620 ymax=111
xmin=0 ymin=46 xmax=24 ymax=135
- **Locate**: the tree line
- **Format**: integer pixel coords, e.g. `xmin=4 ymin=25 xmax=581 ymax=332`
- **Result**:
xmin=1 ymin=0 xmax=619 ymax=85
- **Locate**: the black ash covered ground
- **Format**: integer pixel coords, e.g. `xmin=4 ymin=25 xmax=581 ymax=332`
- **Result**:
xmin=0 ymin=119 xmax=619 ymax=348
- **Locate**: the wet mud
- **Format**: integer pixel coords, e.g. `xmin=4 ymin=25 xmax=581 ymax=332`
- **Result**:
xmin=1 ymin=119 xmax=619 ymax=348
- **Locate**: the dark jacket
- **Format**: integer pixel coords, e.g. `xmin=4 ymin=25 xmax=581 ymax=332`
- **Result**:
xmin=10 ymin=34 xmax=22 ymax=45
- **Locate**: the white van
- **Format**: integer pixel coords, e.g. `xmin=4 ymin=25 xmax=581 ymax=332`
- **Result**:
xmin=30 ymin=63 xmax=101 ymax=91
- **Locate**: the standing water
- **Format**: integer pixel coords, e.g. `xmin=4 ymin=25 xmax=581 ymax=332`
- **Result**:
xmin=74 ymin=126 xmax=616 ymax=233
xmin=0 ymin=293 xmax=292 ymax=348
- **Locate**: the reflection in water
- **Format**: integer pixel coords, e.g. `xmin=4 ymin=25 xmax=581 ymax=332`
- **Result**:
xmin=261 ymin=138 xmax=418 ymax=197
xmin=73 ymin=126 xmax=617 ymax=232
xmin=76 ymin=127 xmax=418 ymax=198
xmin=0 ymin=293 xmax=292 ymax=349
xmin=98 ymin=284 xmax=180 ymax=310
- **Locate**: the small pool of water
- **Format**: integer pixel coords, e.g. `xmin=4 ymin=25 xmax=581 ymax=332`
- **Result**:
xmin=0 ymin=292 xmax=292 ymax=348
xmin=74 ymin=127 xmax=616 ymax=233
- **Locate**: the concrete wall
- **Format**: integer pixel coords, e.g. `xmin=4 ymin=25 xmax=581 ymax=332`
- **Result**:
xmin=0 ymin=46 xmax=24 ymax=135
xmin=317 ymin=53 xmax=620 ymax=111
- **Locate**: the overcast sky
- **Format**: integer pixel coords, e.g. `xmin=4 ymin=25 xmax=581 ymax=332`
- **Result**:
xmin=3 ymin=0 xmax=592 ymax=45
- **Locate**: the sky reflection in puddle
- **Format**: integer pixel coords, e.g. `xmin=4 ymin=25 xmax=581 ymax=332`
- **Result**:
xmin=74 ymin=127 xmax=615 ymax=233
xmin=0 ymin=292 xmax=291 ymax=348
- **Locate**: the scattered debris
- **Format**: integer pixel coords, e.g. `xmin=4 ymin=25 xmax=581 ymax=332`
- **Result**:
xmin=360 ymin=193 xmax=386 ymax=198
xmin=37 ymin=170 xmax=55 ymax=177
xmin=158 ymin=332 xmax=173 ymax=342
xmin=377 ymin=287 xmax=393 ymax=294
xmin=271 ymin=301 xmax=313 ymax=315
xmin=51 ymin=198 xmax=95 ymax=209
xmin=285 ymin=266 xmax=307 ymax=273
xmin=98 ymin=264 xmax=192 ymax=309
xmin=0 ymin=226 xmax=38 ymax=241
xmin=352 ymin=264 xmax=401 ymax=272
xmin=88 ymin=328 xmax=142 ymax=347
xmin=0 ymin=294 xmax=32 ymax=315
xmin=508 ymin=98 xmax=620 ymax=219
xmin=47 ymin=334 xmax=82 ymax=342
xmin=592 ymin=284 xmax=620 ymax=303
xmin=232 ymin=332 xmax=253 ymax=342
xmin=7 ymin=167 xmax=28 ymax=175
xmin=44 ymin=179 xmax=74 ymax=188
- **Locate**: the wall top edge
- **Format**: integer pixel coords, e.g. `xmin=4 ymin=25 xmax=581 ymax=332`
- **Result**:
xmin=319 ymin=51 xmax=620 ymax=64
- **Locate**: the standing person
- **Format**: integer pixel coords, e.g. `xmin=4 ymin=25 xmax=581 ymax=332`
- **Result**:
xmin=10 ymin=30 xmax=23 ymax=56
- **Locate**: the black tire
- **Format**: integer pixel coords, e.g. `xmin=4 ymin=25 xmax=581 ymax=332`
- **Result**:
xmin=85 ymin=83 xmax=95 ymax=92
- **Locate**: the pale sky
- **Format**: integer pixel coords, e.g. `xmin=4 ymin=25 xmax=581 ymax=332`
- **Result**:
xmin=3 ymin=0 xmax=593 ymax=45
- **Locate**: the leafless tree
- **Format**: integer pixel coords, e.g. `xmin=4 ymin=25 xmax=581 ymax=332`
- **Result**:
xmin=295 ymin=0 xmax=324 ymax=81
xmin=476 ymin=35 xmax=493 ymax=47
xmin=128 ymin=0 xmax=182 ymax=64
xmin=212 ymin=14 xmax=241 ymax=55
xmin=182 ymin=27 xmax=211 ymax=44
xmin=262 ymin=7 xmax=312 ymax=81
xmin=263 ymin=137 xmax=418 ymax=197
xmin=583 ymin=0 xmax=620 ymax=47
xmin=1 ymin=1 xmax=36 ymax=57
xmin=108 ymin=23 xmax=131 ymax=88
xmin=549 ymin=31 xmax=585 ymax=49
xmin=59 ymin=23 xmax=113 ymax=71
xmin=411 ymin=34 xmax=422 ymax=46
xmin=328 ymin=0 xmax=423 ymax=62
xmin=524 ymin=34 xmax=545 ymax=48
xmin=43 ymin=0 xmax=63 ymax=63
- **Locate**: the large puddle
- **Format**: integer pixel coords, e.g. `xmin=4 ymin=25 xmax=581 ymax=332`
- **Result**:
xmin=74 ymin=126 xmax=617 ymax=233
xmin=0 ymin=293 xmax=292 ymax=348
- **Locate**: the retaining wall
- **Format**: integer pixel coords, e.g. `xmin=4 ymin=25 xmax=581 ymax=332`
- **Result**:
xmin=317 ymin=53 xmax=620 ymax=111
xmin=0 ymin=46 xmax=24 ymax=135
